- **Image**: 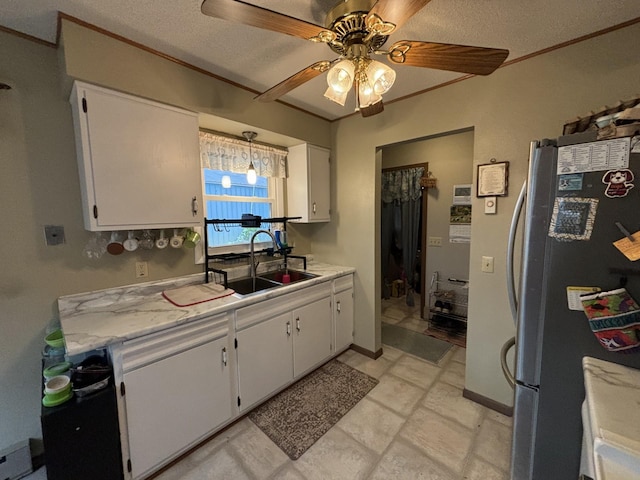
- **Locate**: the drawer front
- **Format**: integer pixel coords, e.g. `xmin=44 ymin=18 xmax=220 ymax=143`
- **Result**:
xmin=236 ymin=282 xmax=332 ymax=331
xmin=333 ymin=274 xmax=353 ymax=294
xmin=120 ymin=313 xmax=229 ymax=372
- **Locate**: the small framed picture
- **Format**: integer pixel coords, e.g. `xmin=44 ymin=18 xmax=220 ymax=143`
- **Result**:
xmin=477 ymin=161 xmax=509 ymax=197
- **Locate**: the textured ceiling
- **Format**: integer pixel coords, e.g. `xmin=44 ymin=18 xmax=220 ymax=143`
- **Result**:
xmin=2 ymin=0 xmax=639 ymax=120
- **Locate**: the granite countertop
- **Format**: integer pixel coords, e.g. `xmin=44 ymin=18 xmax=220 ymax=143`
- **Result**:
xmin=582 ymin=356 xmax=640 ymax=479
xmin=59 ymin=261 xmax=355 ymax=356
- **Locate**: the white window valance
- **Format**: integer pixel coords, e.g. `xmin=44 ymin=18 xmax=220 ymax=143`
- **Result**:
xmin=199 ymin=131 xmax=288 ymax=178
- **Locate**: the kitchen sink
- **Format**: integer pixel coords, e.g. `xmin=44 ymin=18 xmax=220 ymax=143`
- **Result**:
xmin=258 ymin=269 xmax=318 ymax=284
xmin=227 ymin=270 xmax=318 ymax=296
xmin=226 ymin=277 xmax=281 ymax=296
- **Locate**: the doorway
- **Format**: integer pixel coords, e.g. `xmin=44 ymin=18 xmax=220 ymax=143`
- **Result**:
xmin=380 ymin=129 xmax=474 ymax=349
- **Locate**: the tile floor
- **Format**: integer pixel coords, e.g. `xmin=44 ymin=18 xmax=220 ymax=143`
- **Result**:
xmin=27 ymin=297 xmax=513 ymax=480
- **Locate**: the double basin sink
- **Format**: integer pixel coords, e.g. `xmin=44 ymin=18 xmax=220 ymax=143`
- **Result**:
xmin=227 ymin=270 xmax=318 ymax=296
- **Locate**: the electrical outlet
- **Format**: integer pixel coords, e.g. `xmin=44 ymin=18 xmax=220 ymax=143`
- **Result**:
xmin=428 ymin=236 xmax=443 ymax=247
xmin=481 ymin=256 xmax=494 ymax=273
xmin=135 ymin=262 xmax=148 ymax=278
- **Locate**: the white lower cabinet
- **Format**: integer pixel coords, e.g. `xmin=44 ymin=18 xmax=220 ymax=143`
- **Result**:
xmin=114 ymin=314 xmax=233 ymax=480
xmin=334 ymin=274 xmax=354 ymax=353
xmin=235 ymin=282 xmax=332 ymax=411
xmin=111 ymin=274 xmax=354 ymax=479
xmin=293 ymin=296 xmax=332 ymax=377
xmin=236 ymin=312 xmax=293 ymax=411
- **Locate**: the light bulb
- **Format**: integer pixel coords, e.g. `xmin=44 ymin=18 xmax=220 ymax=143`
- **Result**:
xmin=366 ymin=60 xmax=396 ymax=95
xmin=247 ymin=163 xmax=257 ymax=185
xmin=221 ymin=175 xmax=231 ymax=188
xmin=327 ymin=59 xmax=355 ymax=94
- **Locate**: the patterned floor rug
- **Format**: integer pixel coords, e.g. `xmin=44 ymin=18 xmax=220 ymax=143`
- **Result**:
xmin=382 ymin=322 xmax=453 ymax=364
xmin=248 ymin=359 xmax=378 ymax=460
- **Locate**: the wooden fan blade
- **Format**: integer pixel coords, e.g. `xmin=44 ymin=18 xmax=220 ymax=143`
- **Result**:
xmin=387 ymin=40 xmax=509 ymax=75
xmin=255 ymin=61 xmax=332 ymax=102
xmin=367 ymin=0 xmax=431 ymax=33
xmin=360 ymin=100 xmax=384 ymax=117
xmin=201 ymin=0 xmax=334 ymax=42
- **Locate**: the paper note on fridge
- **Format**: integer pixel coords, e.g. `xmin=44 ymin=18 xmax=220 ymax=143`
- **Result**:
xmin=566 ymin=286 xmax=601 ymax=311
xmin=613 ymin=231 xmax=640 ymax=261
xmin=557 ymin=137 xmax=630 ymax=175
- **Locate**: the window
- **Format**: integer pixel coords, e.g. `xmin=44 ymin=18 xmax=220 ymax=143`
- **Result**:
xmin=199 ymin=130 xmax=287 ymax=254
xmin=202 ymin=169 xmax=284 ymax=251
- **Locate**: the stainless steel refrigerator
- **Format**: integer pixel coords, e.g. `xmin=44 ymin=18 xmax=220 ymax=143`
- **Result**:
xmin=506 ymin=135 xmax=640 ymax=479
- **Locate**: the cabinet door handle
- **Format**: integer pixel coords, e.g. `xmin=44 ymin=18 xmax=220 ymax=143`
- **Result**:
xmin=192 ymin=196 xmax=199 ymax=216
xmin=312 ymin=202 xmax=317 ymax=214
xmin=222 ymin=347 xmax=227 ymax=367
xmin=296 ymin=317 xmax=301 ymax=332
xmin=286 ymin=321 xmax=291 ymax=336
xmin=336 ymin=300 xmax=341 ymax=313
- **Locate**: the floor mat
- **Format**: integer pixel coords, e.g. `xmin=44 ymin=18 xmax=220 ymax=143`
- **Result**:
xmin=382 ymin=323 xmax=453 ymax=364
xmin=248 ymin=359 xmax=378 ymax=460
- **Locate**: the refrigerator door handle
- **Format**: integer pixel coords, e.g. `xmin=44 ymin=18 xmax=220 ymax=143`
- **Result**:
xmin=500 ymin=336 xmax=516 ymax=389
xmin=507 ymin=180 xmax=527 ymax=325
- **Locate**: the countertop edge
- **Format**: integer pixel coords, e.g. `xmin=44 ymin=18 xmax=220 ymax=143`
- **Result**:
xmin=60 ymin=263 xmax=355 ymax=356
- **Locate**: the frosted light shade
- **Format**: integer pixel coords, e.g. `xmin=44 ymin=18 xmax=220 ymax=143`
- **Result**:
xmin=247 ymin=163 xmax=257 ymax=185
xmin=366 ymin=60 xmax=396 ymax=95
xmin=221 ymin=175 xmax=231 ymax=188
xmin=357 ymin=79 xmax=382 ymax=108
xmin=324 ymin=86 xmax=349 ymax=106
xmin=327 ymin=59 xmax=355 ymax=93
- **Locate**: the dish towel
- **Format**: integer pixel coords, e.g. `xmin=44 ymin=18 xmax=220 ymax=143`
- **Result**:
xmin=580 ymin=287 xmax=640 ymax=352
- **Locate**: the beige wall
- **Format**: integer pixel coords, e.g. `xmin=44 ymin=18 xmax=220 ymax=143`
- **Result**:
xmin=382 ymin=130 xmax=474 ymax=304
xmin=316 ymin=22 xmax=640 ymax=408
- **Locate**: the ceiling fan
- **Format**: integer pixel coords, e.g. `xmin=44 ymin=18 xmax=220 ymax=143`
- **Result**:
xmin=201 ymin=0 xmax=509 ymax=117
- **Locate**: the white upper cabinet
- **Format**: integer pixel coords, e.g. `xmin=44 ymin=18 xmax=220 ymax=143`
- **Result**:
xmin=70 ymin=81 xmax=202 ymax=231
xmin=286 ymin=143 xmax=330 ymax=223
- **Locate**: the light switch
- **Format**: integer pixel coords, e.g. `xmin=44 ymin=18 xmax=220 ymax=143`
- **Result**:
xmin=481 ymin=256 xmax=494 ymax=273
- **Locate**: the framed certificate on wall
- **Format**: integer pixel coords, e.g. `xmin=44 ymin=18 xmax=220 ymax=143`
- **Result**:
xmin=477 ymin=161 xmax=509 ymax=197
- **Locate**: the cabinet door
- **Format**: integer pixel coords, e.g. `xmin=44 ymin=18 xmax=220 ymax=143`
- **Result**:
xmin=307 ymin=145 xmax=331 ymax=222
xmin=335 ymin=288 xmax=354 ymax=352
xmin=293 ymin=295 xmax=332 ymax=377
xmin=71 ymin=82 xmax=202 ymax=230
xmin=122 ymin=337 xmax=231 ymax=479
xmin=287 ymin=144 xmax=330 ymax=223
xmin=236 ymin=312 xmax=293 ymax=411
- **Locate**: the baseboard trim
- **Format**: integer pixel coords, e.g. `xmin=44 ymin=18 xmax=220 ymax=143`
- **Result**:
xmin=463 ymin=388 xmax=513 ymax=417
xmin=350 ymin=344 xmax=383 ymax=359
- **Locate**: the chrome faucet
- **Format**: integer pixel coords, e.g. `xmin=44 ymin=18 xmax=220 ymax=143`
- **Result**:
xmin=250 ymin=229 xmax=277 ymax=282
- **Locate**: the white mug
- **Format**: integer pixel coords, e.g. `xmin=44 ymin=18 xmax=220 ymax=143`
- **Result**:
xmin=170 ymin=229 xmax=184 ymax=248
xmin=123 ymin=231 xmax=139 ymax=252
xmin=155 ymin=230 xmax=168 ymax=249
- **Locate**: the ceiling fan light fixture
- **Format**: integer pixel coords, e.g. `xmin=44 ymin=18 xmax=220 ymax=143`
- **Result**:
xmin=324 ymin=85 xmax=349 ymax=106
xmin=326 ymin=59 xmax=355 ymax=94
xmin=366 ymin=60 xmax=396 ymax=95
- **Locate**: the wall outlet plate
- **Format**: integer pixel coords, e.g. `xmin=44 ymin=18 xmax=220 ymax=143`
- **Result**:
xmin=428 ymin=236 xmax=443 ymax=247
xmin=44 ymin=225 xmax=65 ymax=246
